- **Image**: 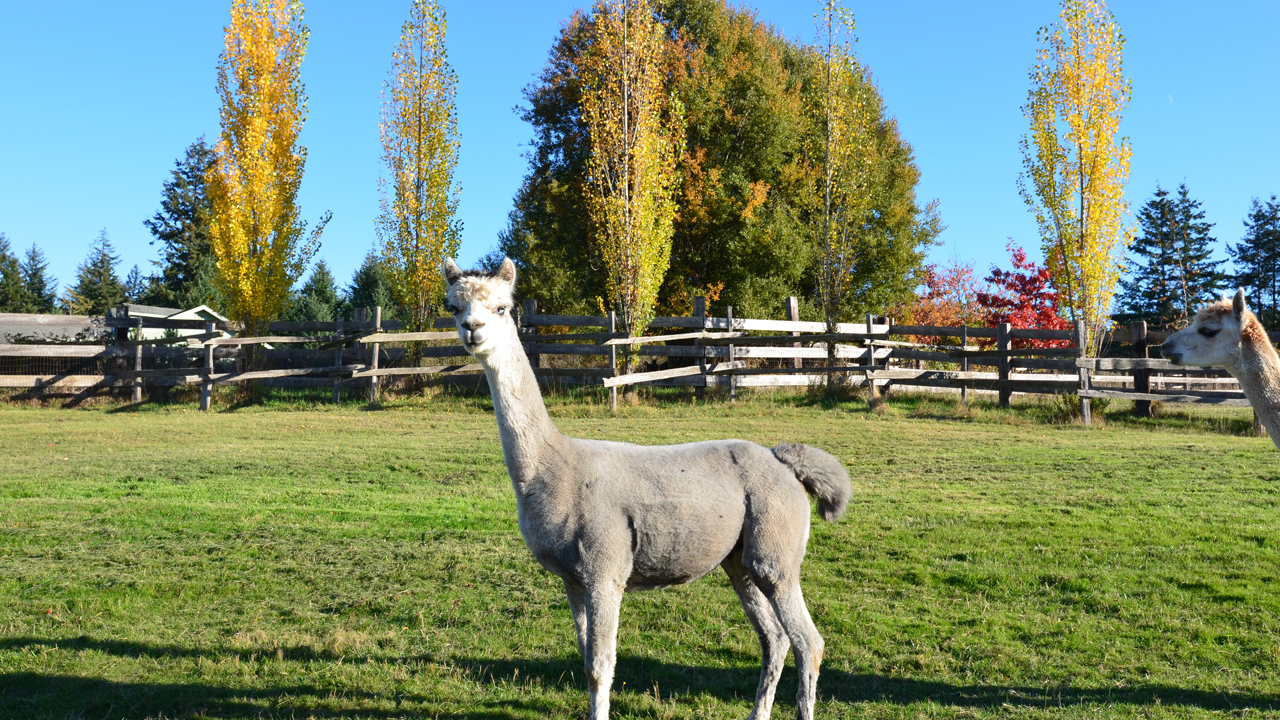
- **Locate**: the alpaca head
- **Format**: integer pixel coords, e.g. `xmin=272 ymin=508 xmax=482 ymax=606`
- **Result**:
xmin=443 ymin=257 xmax=518 ymax=359
xmin=1161 ymin=288 xmax=1253 ymax=368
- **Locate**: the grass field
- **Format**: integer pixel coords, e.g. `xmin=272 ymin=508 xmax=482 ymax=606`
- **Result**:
xmin=2 ymin=388 xmax=1280 ymax=719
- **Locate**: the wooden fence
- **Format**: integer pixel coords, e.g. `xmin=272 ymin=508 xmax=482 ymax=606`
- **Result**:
xmin=0 ymin=304 xmax=1262 ymax=423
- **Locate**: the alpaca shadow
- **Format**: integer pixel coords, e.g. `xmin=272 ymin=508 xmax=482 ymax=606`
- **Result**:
xmin=454 ymin=654 xmax=1280 ymax=713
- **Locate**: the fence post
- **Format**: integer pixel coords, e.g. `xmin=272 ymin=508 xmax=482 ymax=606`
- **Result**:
xmin=1131 ymin=321 xmax=1150 ymax=417
xmin=865 ymin=313 xmax=877 ymax=402
xmin=728 ymin=306 xmax=737 ymax=402
xmin=133 ymin=318 xmax=143 ymax=404
xmin=997 ymin=323 xmax=1012 ymax=408
xmin=694 ymin=296 xmax=706 ymax=401
xmin=608 ymin=311 xmax=618 ymax=413
xmin=200 ymin=321 xmax=214 ymax=411
xmin=332 ymin=315 xmax=344 ymax=403
xmin=368 ymin=306 xmax=382 ymax=403
xmin=523 ymin=299 xmax=539 ymax=369
xmin=786 ymin=296 xmax=802 ymax=369
xmin=1075 ymin=319 xmax=1092 ymax=425
xmin=960 ymin=325 xmax=969 ymax=406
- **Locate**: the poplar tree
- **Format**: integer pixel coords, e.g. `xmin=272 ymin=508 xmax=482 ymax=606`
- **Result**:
xmin=206 ymin=0 xmax=328 ymax=336
xmin=580 ymin=0 xmax=684 ymax=339
xmin=1019 ymin=0 xmax=1133 ymax=354
xmin=377 ymin=0 xmax=461 ymax=334
xmin=1229 ymin=196 xmax=1280 ymax=328
xmin=1115 ymin=183 xmax=1225 ymax=329
xmin=812 ymin=0 xmax=877 ymax=344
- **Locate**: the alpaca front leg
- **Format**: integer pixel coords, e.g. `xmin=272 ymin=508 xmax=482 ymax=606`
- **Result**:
xmin=768 ymin=585 xmax=824 ymax=720
xmin=583 ymin=585 xmax=623 ymax=720
xmin=564 ymin=580 xmax=589 ymax=661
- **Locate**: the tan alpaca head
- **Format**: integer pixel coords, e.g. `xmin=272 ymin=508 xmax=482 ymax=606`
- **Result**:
xmin=443 ymin=257 xmax=518 ymax=358
xmin=1161 ymin=288 xmax=1252 ymax=368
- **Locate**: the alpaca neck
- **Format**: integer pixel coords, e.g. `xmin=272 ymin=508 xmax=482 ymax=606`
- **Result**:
xmin=1229 ymin=321 xmax=1280 ymax=441
xmin=477 ymin=331 xmax=559 ymax=484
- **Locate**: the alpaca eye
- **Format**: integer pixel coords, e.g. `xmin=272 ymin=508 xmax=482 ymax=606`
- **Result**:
xmin=1198 ymin=327 xmax=1219 ymax=338
xmin=448 ymin=304 xmax=461 ymax=315
xmin=496 ymin=306 xmax=507 ymax=316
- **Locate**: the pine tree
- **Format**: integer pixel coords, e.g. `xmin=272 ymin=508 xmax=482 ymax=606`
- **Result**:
xmin=346 ymin=251 xmax=399 ymax=320
xmin=0 ymin=233 xmax=28 ymax=312
xmin=1116 ymin=183 xmax=1226 ymax=329
xmin=1230 ymin=196 xmax=1280 ymax=328
xmin=66 ymin=230 xmax=127 ymax=316
xmin=143 ymin=138 xmax=217 ymax=307
xmin=20 ymin=245 xmax=59 ymax=313
xmin=284 ymin=259 xmax=341 ymax=323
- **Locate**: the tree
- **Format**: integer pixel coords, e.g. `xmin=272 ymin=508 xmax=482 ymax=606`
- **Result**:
xmin=206 ymin=0 xmax=328 ymax=336
xmin=346 ymin=251 xmax=400 ymax=321
xmin=1018 ymin=0 xmax=1133 ymax=355
xmin=377 ymin=0 xmax=461 ymax=334
xmin=580 ymin=0 xmax=683 ymax=339
xmin=900 ymin=258 xmax=985 ymax=328
xmin=65 ymin=230 xmax=127 ymax=316
xmin=21 ymin=245 xmax=60 ymax=314
xmin=143 ymin=138 xmax=220 ymax=309
xmin=1115 ymin=183 xmax=1226 ymax=330
xmin=498 ymin=0 xmax=938 ymax=322
xmin=977 ymin=242 xmax=1072 ymax=348
xmin=0 ymin=234 xmax=27 ymax=313
xmin=284 ymin=259 xmax=341 ymax=323
xmin=1229 ymin=196 xmax=1280 ymax=328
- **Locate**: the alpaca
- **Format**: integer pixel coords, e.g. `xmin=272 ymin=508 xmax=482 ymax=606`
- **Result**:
xmin=1162 ymin=288 xmax=1280 ymax=449
xmin=443 ymin=258 xmax=852 ymax=720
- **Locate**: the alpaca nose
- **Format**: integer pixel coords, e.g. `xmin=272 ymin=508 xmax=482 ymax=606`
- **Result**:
xmin=463 ymin=317 xmax=484 ymax=331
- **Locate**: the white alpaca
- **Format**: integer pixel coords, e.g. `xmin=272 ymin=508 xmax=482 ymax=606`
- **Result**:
xmin=1162 ymin=288 xmax=1280 ymax=449
xmin=444 ymin=258 xmax=852 ymax=720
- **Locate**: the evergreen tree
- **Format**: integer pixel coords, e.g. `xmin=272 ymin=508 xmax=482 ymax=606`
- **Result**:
xmin=65 ymin=230 xmax=127 ymax=316
xmin=1116 ymin=183 xmax=1227 ymax=329
xmin=0 ymin=233 xmax=28 ymax=313
xmin=124 ymin=265 xmax=148 ymax=304
xmin=345 ymin=251 xmax=400 ymax=320
xmin=20 ymin=245 xmax=59 ymax=313
xmin=1229 ymin=195 xmax=1280 ymax=328
xmin=284 ymin=259 xmax=342 ymax=323
xmin=143 ymin=138 xmax=217 ymax=307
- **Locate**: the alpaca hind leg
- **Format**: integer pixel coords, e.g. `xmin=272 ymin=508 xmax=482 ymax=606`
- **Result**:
xmin=722 ymin=553 xmax=789 ymax=720
xmin=765 ymin=583 xmax=824 ymax=720
xmin=583 ymin=584 xmax=623 ymax=720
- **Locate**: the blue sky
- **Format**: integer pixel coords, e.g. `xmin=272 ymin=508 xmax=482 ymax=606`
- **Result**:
xmin=1 ymin=1 xmax=1277 ymax=301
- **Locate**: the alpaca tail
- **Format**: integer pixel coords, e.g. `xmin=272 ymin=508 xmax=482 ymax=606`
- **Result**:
xmin=771 ymin=443 xmax=852 ymax=522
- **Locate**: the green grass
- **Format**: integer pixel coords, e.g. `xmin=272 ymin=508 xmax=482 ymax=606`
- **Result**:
xmin=2 ymin=388 xmax=1280 ymax=718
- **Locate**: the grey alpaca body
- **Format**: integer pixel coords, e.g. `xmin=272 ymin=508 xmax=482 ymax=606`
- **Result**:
xmin=445 ymin=258 xmax=852 ymax=720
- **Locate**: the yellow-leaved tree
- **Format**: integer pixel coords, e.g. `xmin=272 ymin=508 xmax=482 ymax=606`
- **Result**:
xmin=580 ymin=0 xmax=684 ymax=346
xmin=1019 ymin=0 xmax=1133 ymax=355
xmin=378 ymin=0 xmax=461 ymax=335
xmin=206 ymin=0 xmax=328 ymax=338
xmin=811 ymin=0 xmax=879 ymax=365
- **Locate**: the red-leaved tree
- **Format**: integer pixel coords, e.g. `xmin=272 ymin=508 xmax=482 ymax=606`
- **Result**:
xmin=894 ymin=258 xmax=986 ymax=345
xmin=977 ymin=242 xmax=1072 ymax=348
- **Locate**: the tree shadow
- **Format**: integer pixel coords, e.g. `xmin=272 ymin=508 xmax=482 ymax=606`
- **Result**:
xmin=7 ymin=636 xmax=1278 ymax=715
xmin=0 ymin=672 xmax=553 ymax=719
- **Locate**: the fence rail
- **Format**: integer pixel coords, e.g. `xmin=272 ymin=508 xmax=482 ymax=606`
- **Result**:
xmin=0 ymin=305 xmax=1261 ymax=422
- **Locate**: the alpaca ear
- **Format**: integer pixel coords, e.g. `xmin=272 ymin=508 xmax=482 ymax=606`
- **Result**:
xmin=1234 ymin=287 xmax=1247 ymax=320
xmin=444 ymin=258 xmax=463 ymax=285
xmin=497 ymin=257 xmax=517 ymax=285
